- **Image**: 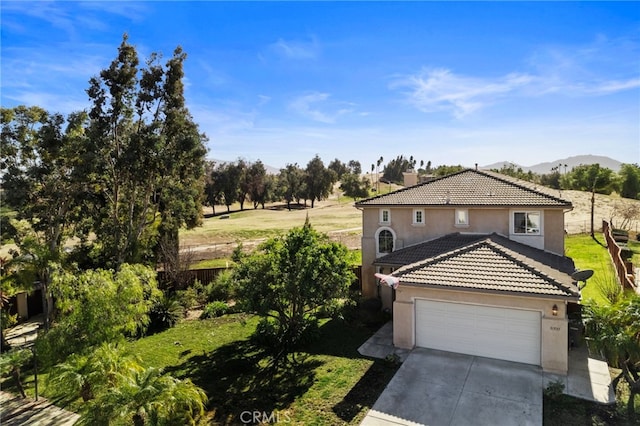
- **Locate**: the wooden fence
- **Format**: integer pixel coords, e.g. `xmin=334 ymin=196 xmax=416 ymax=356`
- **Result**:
xmin=602 ymin=220 xmax=636 ymax=292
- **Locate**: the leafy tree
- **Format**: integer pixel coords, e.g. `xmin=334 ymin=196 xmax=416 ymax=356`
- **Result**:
xmin=619 ymin=163 xmax=640 ymax=200
xmin=564 ymin=164 xmax=615 ymax=194
xmin=340 ymin=172 xmax=371 ymax=201
xmin=583 ymin=293 xmax=640 ymax=415
xmin=278 ymin=163 xmax=305 ymax=210
xmin=382 ymin=154 xmax=415 ymax=184
xmin=328 ymin=158 xmax=348 ymax=179
xmin=234 ymin=222 xmax=354 ymax=362
xmin=82 ymin=35 xmax=206 ymax=268
xmin=347 ymin=159 xmax=362 ymax=175
xmin=492 ymin=163 xmax=535 ymax=183
xmin=203 ymin=161 xmax=222 ymax=215
xmin=235 ymin=159 xmax=250 ymax=211
xmin=304 ymin=155 xmax=336 ymax=208
xmin=3 ymin=222 xmax=57 ymax=329
xmin=246 ymin=160 xmax=269 ymax=209
xmin=432 ymin=164 xmax=465 ymax=177
xmin=539 ymin=171 xmax=561 ymax=189
xmin=36 ymin=264 xmax=161 ymax=366
xmin=1 ymin=106 xmax=86 ymax=255
xmin=215 ymin=162 xmax=241 ymax=213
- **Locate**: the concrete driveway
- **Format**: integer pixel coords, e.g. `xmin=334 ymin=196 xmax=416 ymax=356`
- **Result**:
xmin=361 ymin=348 xmax=543 ymax=426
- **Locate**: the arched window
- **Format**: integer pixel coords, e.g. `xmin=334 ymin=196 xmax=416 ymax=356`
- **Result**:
xmin=378 ymin=229 xmax=394 ymax=254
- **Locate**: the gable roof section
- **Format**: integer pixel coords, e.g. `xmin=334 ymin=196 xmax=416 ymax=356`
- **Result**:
xmin=356 ymin=169 xmax=572 ymax=208
xmin=377 ymin=233 xmax=579 ymax=299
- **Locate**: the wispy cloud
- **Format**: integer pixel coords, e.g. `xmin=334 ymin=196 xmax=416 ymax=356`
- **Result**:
xmin=391 ymin=68 xmax=534 ymax=118
xmin=393 ymin=34 xmax=640 ymax=118
xmin=288 ymin=92 xmax=355 ymax=123
xmin=268 ymin=36 xmax=320 ymax=60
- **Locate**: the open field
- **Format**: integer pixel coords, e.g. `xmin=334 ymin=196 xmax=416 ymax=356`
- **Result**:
xmin=181 ymin=188 xmax=640 ymax=263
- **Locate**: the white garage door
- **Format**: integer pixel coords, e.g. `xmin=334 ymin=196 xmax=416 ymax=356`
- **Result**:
xmin=415 ymin=299 xmax=541 ymax=365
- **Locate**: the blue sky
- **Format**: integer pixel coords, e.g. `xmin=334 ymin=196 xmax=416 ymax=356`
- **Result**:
xmin=2 ymin=2 xmax=639 ymax=170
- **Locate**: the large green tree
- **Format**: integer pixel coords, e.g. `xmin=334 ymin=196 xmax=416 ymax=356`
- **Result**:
xmin=246 ymin=160 xmax=270 ymax=209
xmin=82 ymin=35 xmax=207 ymax=267
xmin=278 ymin=163 xmax=306 ymax=210
xmin=340 ymin=172 xmax=371 ymax=201
xmin=1 ymin=107 xmax=89 ymax=327
xmin=619 ymin=163 xmax=640 ymax=200
xmin=304 ymin=155 xmax=336 ymax=208
xmin=234 ymin=222 xmax=354 ymax=362
xmin=1 ymin=106 xmax=87 ymax=254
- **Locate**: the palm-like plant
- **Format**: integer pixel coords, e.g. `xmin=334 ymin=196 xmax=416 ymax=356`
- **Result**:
xmin=83 ymin=367 xmax=207 ymax=426
xmin=47 ymin=342 xmax=142 ymax=403
xmin=583 ymin=293 xmax=640 ymax=415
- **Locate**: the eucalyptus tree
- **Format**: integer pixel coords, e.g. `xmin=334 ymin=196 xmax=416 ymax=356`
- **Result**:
xmin=304 ymin=155 xmax=336 ymax=208
xmin=246 ymin=160 xmax=269 ymax=209
xmin=278 ymin=163 xmax=305 ymax=210
xmin=82 ymin=35 xmax=207 ymax=268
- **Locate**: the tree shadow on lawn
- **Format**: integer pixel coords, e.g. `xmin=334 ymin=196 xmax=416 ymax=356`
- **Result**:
xmin=305 ymin=318 xmax=400 ymax=423
xmin=164 ymin=339 xmax=322 ymax=425
xmin=332 ymin=360 xmax=400 ymax=423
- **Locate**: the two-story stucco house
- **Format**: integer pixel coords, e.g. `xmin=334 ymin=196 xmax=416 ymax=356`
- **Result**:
xmin=355 ymin=168 xmax=580 ymax=374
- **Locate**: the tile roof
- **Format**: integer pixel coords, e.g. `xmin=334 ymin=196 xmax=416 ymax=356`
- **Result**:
xmin=377 ymin=233 xmax=579 ymax=299
xmin=356 ymin=169 xmax=572 ymax=208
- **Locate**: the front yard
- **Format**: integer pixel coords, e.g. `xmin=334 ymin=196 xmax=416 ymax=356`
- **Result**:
xmin=126 ymin=314 xmax=398 ymax=425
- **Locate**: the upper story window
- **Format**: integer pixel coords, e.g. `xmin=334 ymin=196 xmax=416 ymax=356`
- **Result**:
xmin=514 ymin=211 xmax=540 ymax=234
xmin=376 ymin=227 xmax=395 ymax=255
xmin=379 ymin=209 xmax=390 ymax=225
xmin=413 ymin=209 xmax=425 ymax=226
xmin=455 ymin=209 xmax=469 ymax=227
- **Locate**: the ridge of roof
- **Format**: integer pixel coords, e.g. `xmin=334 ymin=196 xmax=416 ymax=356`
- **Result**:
xmin=355 ymin=168 xmax=572 ymax=207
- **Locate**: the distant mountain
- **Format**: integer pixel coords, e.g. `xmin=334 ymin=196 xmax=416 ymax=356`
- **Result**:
xmin=482 ymin=155 xmax=623 ymax=174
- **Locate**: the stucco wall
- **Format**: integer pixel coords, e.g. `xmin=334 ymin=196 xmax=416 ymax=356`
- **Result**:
xmin=392 ymin=285 xmax=569 ymax=373
xmin=360 ymin=206 xmax=568 ymax=298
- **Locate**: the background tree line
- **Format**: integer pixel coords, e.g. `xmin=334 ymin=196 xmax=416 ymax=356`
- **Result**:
xmin=203 ymin=155 xmax=372 ymax=212
xmin=493 ymin=162 xmax=640 ymax=200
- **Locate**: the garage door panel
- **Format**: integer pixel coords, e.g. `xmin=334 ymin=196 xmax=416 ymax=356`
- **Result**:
xmin=415 ymin=300 xmax=541 ymax=365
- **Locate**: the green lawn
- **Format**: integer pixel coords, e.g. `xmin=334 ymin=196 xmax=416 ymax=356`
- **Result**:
xmin=126 ymin=314 xmax=398 ymax=425
xmin=565 ymin=234 xmax=618 ymax=305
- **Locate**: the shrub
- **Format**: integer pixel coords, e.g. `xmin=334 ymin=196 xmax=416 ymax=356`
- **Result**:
xmin=149 ymin=294 xmax=184 ymax=331
xmin=205 ymin=270 xmax=235 ymax=302
xmin=544 ymin=380 xmax=565 ymax=399
xmin=200 ymin=301 xmax=230 ymax=319
xmin=176 ymin=279 xmax=208 ymax=309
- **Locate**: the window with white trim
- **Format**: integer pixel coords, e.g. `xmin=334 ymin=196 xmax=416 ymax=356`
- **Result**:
xmin=413 ymin=209 xmax=425 ymax=225
xmin=513 ymin=211 xmax=540 ymax=234
xmin=379 ymin=209 xmax=390 ymax=224
xmin=455 ymin=209 xmax=469 ymax=226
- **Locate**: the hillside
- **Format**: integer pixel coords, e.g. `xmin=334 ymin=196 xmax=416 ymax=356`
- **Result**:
xmin=483 ymin=155 xmax=623 ymax=174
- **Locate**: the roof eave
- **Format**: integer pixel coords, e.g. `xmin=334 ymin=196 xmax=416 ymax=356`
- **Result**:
xmin=398 ymin=281 xmax=580 ymax=301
